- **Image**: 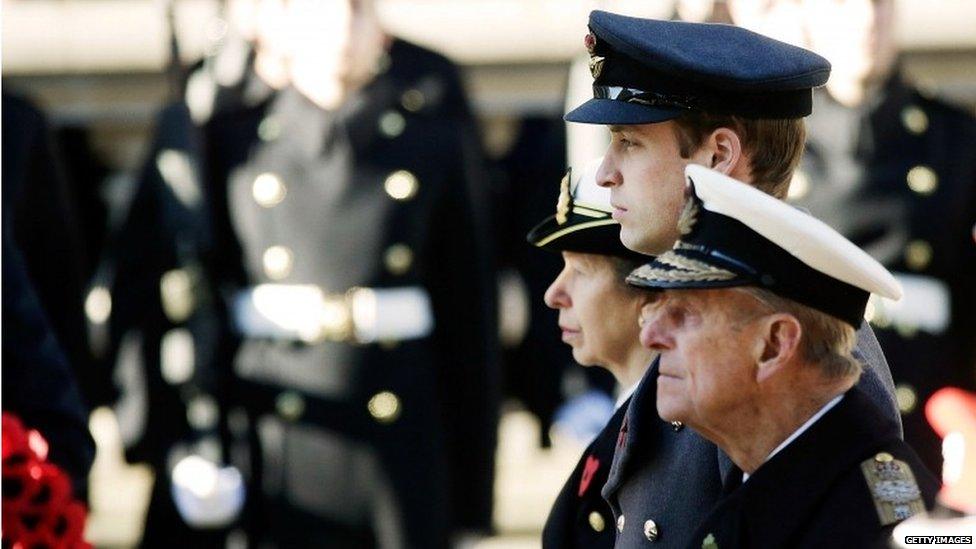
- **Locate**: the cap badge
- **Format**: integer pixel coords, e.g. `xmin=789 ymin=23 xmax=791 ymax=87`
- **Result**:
xmin=584 ymin=32 xmax=605 ymax=78
xmin=584 ymin=32 xmax=597 ymax=54
xmin=677 ymin=180 xmax=700 ymax=236
xmin=589 ymin=56 xmax=605 ymax=79
xmin=556 ymin=169 xmax=573 ymax=225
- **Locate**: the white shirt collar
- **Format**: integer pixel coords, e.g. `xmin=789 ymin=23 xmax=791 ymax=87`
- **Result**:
xmin=742 ymin=393 xmax=844 ymax=483
xmin=616 ymin=382 xmax=638 ymax=409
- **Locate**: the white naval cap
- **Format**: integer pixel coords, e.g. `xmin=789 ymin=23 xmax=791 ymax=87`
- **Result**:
xmin=627 ymin=164 xmax=902 ymax=327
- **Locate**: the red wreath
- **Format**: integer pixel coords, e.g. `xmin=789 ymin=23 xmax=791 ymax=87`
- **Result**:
xmin=2 ymin=413 xmax=91 ymax=549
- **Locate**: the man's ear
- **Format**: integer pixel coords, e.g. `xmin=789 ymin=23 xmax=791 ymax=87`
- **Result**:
xmin=754 ymin=313 xmax=803 ymax=383
xmin=706 ymin=127 xmax=745 ymax=177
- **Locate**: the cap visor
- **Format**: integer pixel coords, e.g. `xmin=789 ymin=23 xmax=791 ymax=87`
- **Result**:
xmin=564 ymin=98 xmax=685 ymax=125
xmin=527 ymin=214 xmax=646 ymax=261
xmin=625 ymin=250 xmax=751 ymax=290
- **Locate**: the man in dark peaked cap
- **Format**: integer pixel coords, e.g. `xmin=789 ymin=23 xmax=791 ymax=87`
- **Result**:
xmin=562 ymin=11 xmax=906 ymax=548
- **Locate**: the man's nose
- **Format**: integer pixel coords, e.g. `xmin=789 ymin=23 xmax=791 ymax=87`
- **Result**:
xmin=638 ymin=306 xmax=673 ymax=351
xmin=596 ymin=154 xmax=622 ymax=188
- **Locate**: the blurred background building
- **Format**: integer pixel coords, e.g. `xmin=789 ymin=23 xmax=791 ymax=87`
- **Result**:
xmin=3 ymin=0 xmax=975 ymax=547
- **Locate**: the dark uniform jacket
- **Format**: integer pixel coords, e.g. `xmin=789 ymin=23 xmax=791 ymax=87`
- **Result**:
xmin=603 ymin=324 xmax=901 ymax=549
xmin=2 ymin=174 xmax=95 ymax=496
xmin=2 ymin=94 xmax=109 ymax=410
xmin=685 ymin=387 xmax=938 ymax=549
xmin=791 ymin=73 xmax=976 ymax=475
xmin=201 ymin=38 xmax=498 ymax=548
xmin=543 ymin=399 xmax=627 ymax=549
xmin=108 ymin=98 xmax=228 ymax=548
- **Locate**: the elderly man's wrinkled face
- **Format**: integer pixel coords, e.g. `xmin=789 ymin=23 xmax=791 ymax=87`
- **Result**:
xmin=640 ymin=289 xmax=768 ymax=429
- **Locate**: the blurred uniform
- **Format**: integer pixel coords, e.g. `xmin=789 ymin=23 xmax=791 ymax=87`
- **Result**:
xmin=200 ymin=38 xmax=497 ymax=547
xmin=99 ymin=96 xmax=227 ymax=545
xmin=790 ymin=74 xmax=976 ymax=475
xmin=2 ymin=114 xmax=96 ymax=495
xmin=2 ymin=93 xmax=112 ymax=412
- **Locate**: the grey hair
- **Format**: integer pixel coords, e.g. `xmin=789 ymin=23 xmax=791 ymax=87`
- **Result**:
xmin=733 ymin=287 xmax=862 ymax=382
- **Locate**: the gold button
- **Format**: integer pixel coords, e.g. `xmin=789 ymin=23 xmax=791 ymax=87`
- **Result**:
xmin=160 ymin=269 xmax=195 ymax=323
xmin=875 ymin=452 xmax=894 ymax=463
xmin=588 ymin=511 xmax=606 ymax=533
xmin=263 ymin=246 xmax=294 ymax=280
xmin=368 ymin=391 xmax=401 ymax=423
xmin=276 ymin=391 xmax=305 ymax=422
xmin=616 ymin=514 xmax=625 ymax=533
xmin=904 ymin=240 xmax=933 ymax=271
xmin=901 ymin=106 xmax=929 ymax=135
xmin=160 ymin=328 xmax=195 ymax=384
xmin=896 ymin=384 xmax=919 ymax=414
xmin=906 ymin=165 xmax=938 ymax=195
xmin=320 ymin=297 xmax=353 ymax=342
xmin=253 ymin=173 xmax=287 ymax=207
xmin=787 ymin=170 xmax=810 ymax=200
xmin=85 ymin=286 xmax=112 ymax=324
xmin=384 ymin=170 xmax=419 ymax=201
xmin=378 ymin=110 xmax=406 ymax=138
xmin=643 ymin=519 xmax=659 ymax=542
xmin=384 ymin=244 xmax=414 ymax=275
xmin=186 ymin=395 xmax=219 ymax=430
xmin=258 ymin=116 xmax=282 ymax=141
xmin=401 ymin=89 xmax=426 ymax=112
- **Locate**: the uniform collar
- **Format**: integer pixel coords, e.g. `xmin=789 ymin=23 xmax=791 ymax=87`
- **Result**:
xmin=717 ymin=386 xmax=902 ymax=547
xmin=742 ymin=393 xmax=844 ymax=483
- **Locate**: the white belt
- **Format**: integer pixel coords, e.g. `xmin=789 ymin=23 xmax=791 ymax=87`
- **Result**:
xmin=232 ymin=284 xmax=434 ymax=344
xmin=867 ymin=273 xmax=950 ymax=335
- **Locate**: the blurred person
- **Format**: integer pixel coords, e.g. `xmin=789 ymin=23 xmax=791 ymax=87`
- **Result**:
xmin=630 ymin=165 xmax=938 ymax=548
xmin=107 ymin=0 xmax=498 ymax=546
xmin=526 ymin=159 xmax=653 ymax=548
xmin=1 ymin=93 xmax=113 ymax=415
xmin=563 ymin=11 xmax=904 ymax=547
xmin=2 ymin=145 xmax=96 ymax=499
xmin=732 ymin=0 xmax=976 ymax=476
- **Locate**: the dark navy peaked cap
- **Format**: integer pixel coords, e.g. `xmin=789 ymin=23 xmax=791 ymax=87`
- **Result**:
xmin=565 ymin=11 xmax=831 ymax=124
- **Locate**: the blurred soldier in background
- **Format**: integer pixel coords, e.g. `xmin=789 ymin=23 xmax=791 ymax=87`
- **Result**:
xmin=108 ymin=0 xmax=498 ymax=546
xmin=731 ymin=0 xmax=976 ymax=476
xmin=2 ymin=97 xmax=97 ymax=497
xmin=2 ymin=93 xmax=115 ymax=419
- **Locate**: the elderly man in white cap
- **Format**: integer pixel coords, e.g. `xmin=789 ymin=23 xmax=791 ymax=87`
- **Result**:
xmin=629 ymin=165 xmax=939 ymax=548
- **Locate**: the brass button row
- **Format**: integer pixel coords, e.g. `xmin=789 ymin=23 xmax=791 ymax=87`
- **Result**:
xmin=274 ymin=390 xmax=402 ymax=423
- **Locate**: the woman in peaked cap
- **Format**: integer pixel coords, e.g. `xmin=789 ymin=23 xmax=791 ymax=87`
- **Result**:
xmin=527 ymin=157 xmax=656 ymax=549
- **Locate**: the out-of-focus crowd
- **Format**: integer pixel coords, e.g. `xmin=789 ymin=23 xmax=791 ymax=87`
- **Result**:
xmin=2 ymin=1 xmax=974 ymax=548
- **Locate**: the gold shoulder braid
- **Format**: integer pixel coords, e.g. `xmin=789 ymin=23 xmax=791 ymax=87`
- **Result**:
xmin=556 ymin=169 xmax=573 ymax=225
xmin=860 ymin=452 xmax=925 ymax=526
